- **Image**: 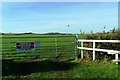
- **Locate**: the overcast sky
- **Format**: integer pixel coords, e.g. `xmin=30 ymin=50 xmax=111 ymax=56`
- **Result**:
xmin=2 ymin=2 xmax=118 ymax=33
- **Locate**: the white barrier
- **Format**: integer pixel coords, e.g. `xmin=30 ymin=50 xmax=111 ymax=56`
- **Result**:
xmin=76 ymin=35 xmax=120 ymax=64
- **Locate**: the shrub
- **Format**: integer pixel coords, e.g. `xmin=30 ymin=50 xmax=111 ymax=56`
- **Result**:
xmin=79 ymin=28 xmax=119 ymax=61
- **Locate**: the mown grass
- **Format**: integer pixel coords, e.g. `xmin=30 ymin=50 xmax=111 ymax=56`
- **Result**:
xmin=1 ymin=34 xmax=119 ymax=79
xmin=2 ymin=34 xmax=76 ymax=60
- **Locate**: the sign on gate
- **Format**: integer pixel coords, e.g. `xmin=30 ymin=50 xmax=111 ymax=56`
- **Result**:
xmin=34 ymin=42 xmax=40 ymax=47
xmin=16 ymin=42 xmax=35 ymax=51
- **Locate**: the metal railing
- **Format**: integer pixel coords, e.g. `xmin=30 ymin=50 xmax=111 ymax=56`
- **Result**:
xmin=2 ymin=35 xmax=76 ymax=60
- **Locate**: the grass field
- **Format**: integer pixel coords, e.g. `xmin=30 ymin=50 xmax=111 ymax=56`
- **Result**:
xmin=2 ymin=59 xmax=118 ymax=79
xmin=1 ymin=33 xmax=119 ymax=79
xmin=2 ymin=34 xmax=76 ymax=60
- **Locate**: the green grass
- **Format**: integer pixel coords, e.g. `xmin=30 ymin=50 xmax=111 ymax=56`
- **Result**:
xmin=2 ymin=59 xmax=118 ymax=79
xmin=2 ymin=34 xmax=76 ymax=60
xmin=1 ymin=34 xmax=119 ymax=79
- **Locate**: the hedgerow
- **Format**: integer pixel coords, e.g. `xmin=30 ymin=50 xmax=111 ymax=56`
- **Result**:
xmin=79 ymin=28 xmax=120 ymax=61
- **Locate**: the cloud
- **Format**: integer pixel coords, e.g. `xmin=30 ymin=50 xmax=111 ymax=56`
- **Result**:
xmin=2 ymin=2 xmax=118 ymax=33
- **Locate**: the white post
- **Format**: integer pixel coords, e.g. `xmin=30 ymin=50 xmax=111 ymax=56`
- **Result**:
xmin=115 ymin=54 xmax=118 ymax=64
xmin=81 ymin=41 xmax=83 ymax=59
xmin=93 ymin=41 xmax=95 ymax=61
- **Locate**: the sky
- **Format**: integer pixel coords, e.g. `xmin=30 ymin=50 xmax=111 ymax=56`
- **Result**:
xmin=2 ymin=2 xmax=118 ymax=34
xmin=2 ymin=0 xmax=120 ymax=2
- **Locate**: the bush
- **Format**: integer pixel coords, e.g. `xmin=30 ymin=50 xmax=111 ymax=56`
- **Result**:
xmin=79 ymin=28 xmax=119 ymax=61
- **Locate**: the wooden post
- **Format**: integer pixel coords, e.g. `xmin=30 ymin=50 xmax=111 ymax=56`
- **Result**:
xmin=93 ymin=41 xmax=95 ymax=61
xmin=75 ymin=34 xmax=78 ymax=58
xmin=115 ymin=54 xmax=118 ymax=64
xmin=81 ymin=41 xmax=83 ymax=59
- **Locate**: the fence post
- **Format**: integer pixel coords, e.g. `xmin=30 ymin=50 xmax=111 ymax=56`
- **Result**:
xmin=115 ymin=54 xmax=118 ymax=64
xmin=81 ymin=41 xmax=83 ymax=59
xmin=9 ymin=32 xmax=12 ymax=53
xmin=75 ymin=34 xmax=78 ymax=58
xmin=93 ymin=41 xmax=95 ymax=60
xmin=55 ymin=37 xmax=57 ymax=57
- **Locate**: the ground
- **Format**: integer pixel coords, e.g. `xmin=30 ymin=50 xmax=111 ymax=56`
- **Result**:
xmin=2 ymin=58 xmax=119 ymax=79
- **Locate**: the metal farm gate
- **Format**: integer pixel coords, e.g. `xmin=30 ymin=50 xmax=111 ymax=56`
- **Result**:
xmin=2 ymin=35 xmax=76 ymax=60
